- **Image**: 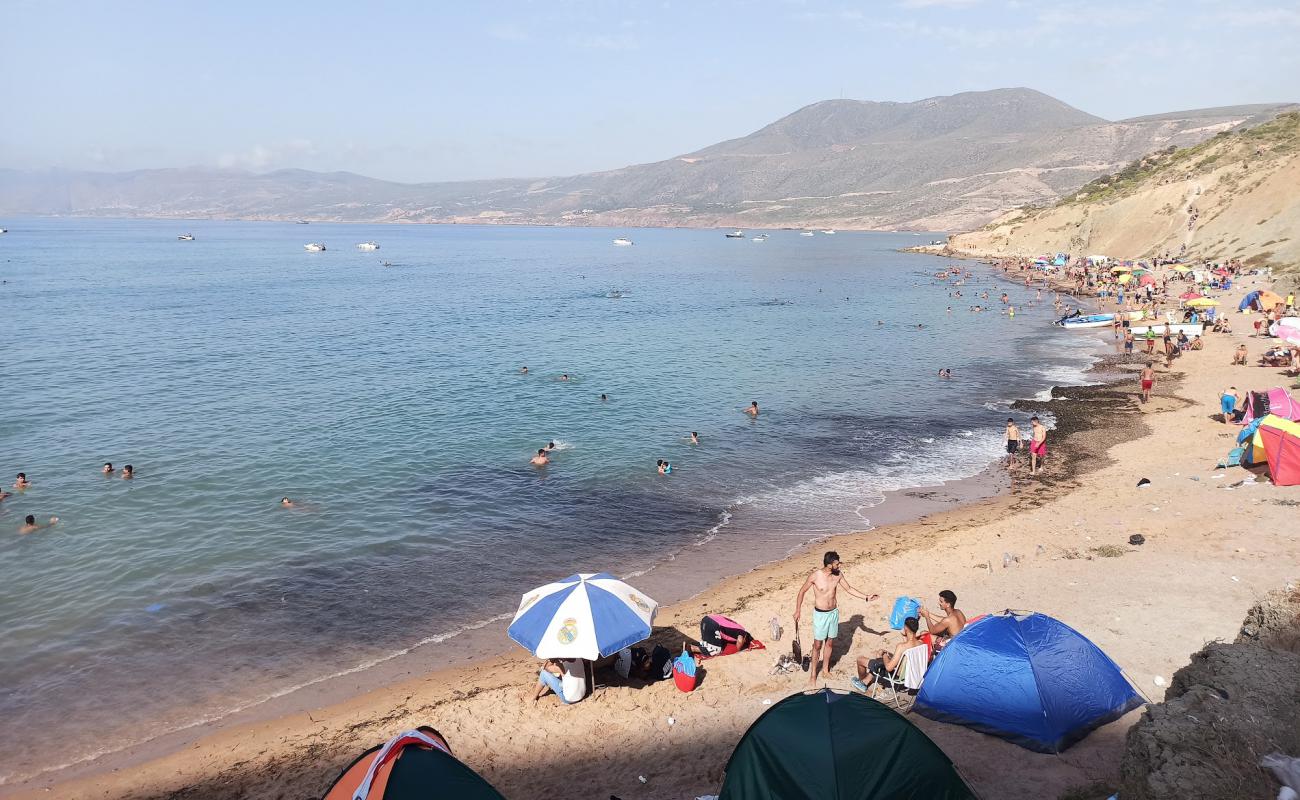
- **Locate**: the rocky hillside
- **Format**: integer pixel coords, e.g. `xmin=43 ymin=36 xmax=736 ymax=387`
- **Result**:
xmin=0 ymin=89 xmax=1293 ymax=231
xmin=946 ymin=112 xmax=1300 ymax=270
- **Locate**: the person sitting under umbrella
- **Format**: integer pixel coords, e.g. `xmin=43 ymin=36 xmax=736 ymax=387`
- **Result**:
xmin=527 ymin=658 xmax=587 ymax=705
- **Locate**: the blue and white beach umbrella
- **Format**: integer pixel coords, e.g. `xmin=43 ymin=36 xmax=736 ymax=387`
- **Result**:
xmin=508 ymin=573 xmax=658 ymax=660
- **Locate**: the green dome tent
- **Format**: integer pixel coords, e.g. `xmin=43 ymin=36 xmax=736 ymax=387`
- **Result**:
xmin=323 ymin=727 xmax=506 ymax=800
xmin=720 ymin=689 xmax=975 ymax=800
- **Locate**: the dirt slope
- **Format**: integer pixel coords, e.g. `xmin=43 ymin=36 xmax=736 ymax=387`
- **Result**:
xmin=947 ymin=113 xmax=1300 ymax=271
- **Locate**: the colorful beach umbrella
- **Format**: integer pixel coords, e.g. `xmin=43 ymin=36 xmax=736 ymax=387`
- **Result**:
xmin=1172 ymin=265 xmax=1192 ymax=273
xmin=1178 ymin=291 xmax=1203 ymax=300
xmin=508 ymin=573 xmax=658 ymax=659
xmin=1138 ymin=274 xmax=1156 ymax=286
xmin=1186 ymin=297 xmax=1219 ymax=307
xmin=1116 ymin=274 xmax=1133 ymax=284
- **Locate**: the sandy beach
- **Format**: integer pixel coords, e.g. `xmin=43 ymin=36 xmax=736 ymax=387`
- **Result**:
xmin=11 ymin=273 xmax=1300 ymax=800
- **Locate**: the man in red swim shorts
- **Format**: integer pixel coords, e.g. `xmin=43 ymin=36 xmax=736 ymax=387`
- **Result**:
xmin=1029 ymin=416 xmax=1048 ymax=475
xmin=1140 ymin=362 xmax=1156 ymax=404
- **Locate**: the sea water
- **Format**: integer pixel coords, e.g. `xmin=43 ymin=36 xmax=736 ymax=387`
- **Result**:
xmin=0 ymin=219 xmax=1103 ymax=783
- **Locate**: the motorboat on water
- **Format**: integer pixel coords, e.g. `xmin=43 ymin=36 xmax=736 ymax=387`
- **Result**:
xmin=613 ymin=237 xmax=633 ymax=246
xmin=0 ymin=228 xmax=8 ymax=234
xmin=799 ymin=230 xmax=816 ymax=237
xmin=296 ymin=220 xmax=310 ymax=225
xmin=177 ymin=233 xmax=194 ymax=241
xmin=356 ymin=241 xmax=380 ymax=250
xmin=752 ymin=233 xmax=768 ymax=242
xmin=820 ymin=229 xmax=835 ymax=235
xmin=725 ymin=230 xmax=745 ymax=238
xmin=304 ymin=243 xmax=327 ymax=252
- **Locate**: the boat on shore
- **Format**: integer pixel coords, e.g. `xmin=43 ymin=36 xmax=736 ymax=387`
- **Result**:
xmin=178 ymin=233 xmax=194 ymax=241
xmin=356 ymin=241 xmax=380 ymax=251
xmin=304 ymin=243 xmax=327 ymax=252
xmin=1055 ymin=310 xmax=1144 ymax=329
xmin=725 ymin=230 xmax=745 ymax=238
xmin=613 ymin=237 xmax=633 ymax=246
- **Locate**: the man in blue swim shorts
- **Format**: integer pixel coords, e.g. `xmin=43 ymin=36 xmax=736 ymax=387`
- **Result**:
xmin=794 ymin=551 xmax=878 ymax=689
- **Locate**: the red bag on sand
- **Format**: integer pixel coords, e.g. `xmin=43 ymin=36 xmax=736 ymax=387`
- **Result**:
xmin=672 ymin=653 xmax=698 ymax=693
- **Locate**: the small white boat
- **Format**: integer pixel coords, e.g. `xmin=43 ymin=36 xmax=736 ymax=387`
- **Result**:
xmin=752 ymin=233 xmax=768 ymax=242
xmin=304 ymin=243 xmax=327 ymax=252
xmin=613 ymin=237 xmax=633 ymax=246
xmin=725 ymin=230 xmax=745 ymax=238
xmin=177 ymin=233 xmax=194 ymax=241
xmin=0 ymin=228 xmax=8 ymax=234
xmin=820 ymin=229 xmax=836 ymax=235
xmin=356 ymin=241 xmax=380 ymax=251
xmin=799 ymin=230 xmax=816 ymax=237
xmin=296 ymin=220 xmax=310 ymax=225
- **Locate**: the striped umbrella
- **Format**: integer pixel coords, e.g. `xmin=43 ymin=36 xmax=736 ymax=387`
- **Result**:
xmin=508 ymin=573 xmax=658 ymax=660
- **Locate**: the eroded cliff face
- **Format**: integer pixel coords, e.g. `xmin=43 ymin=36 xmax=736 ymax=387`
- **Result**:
xmin=1120 ymin=586 xmax=1300 ymax=800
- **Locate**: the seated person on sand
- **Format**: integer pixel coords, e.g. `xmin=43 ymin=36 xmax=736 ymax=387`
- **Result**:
xmin=1190 ymin=335 xmax=1204 ymax=351
xmin=527 ymin=658 xmax=587 ymax=705
xmin=1233 ymin=344 xmax=1248 ymax=365
xmin=852 ymin=616 xmax=922 ymax=694
xmin=686 ymin=614 xmax=752 ymax=657
xmin=1260 ymin=348 xmax=1293 ymax=368
xmin=918 ymin=589 xmax=967 ymax=653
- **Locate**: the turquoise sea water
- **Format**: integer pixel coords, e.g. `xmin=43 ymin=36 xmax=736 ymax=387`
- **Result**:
xmin=0 ymin=219 xmax=1102 ymax=782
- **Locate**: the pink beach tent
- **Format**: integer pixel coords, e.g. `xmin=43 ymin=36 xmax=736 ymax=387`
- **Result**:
xmin=1241 ymin=387 xmax=1300 ymax=426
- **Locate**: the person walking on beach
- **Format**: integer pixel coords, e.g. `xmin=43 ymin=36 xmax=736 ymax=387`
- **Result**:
xmin=1140 ymin=363 xmax=1156 ymax=404
xmin=1028 ymin=416 xmax=1047 ymax=475
xmin=1123 ymin=329 xmax=1135 ymax=359
xmin=1005 ymin=418 xmax=1021 ymax=468
xmin=794 ymin=551 xmax=878 ymax=689
xmin=1145 ymin=328 xmax=1157 ymax=355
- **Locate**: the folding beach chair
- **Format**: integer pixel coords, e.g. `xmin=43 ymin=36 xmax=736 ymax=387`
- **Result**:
xmin=871 ymin=643 xmax=930 ymax=710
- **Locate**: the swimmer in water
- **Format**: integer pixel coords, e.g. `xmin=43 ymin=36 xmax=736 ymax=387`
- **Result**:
xmin=745 ymin=401 xmax=759 ymax=417
xmin=657 ymin=459 xmax=666 ymax=474
xmin=546 ymin=441 xmax=557 ymax=452
xmin=560 ymin=374 xmax=570 ymax=381
xmin=19 ymin=515 xmax=59 ymax=534
xmin=531 ymin=449 xmax=550 ymax=466
xmin=280 ymin=497 xmax=295 ymax=508
xmin=121 ymin=464 xmax=134 ymax=480
xmin=521 ymin=366 xmax=528 ymax=374
xmin=102 ymin=462 xmax=114 ymax=475
xmin=13 ymin=472 xmax=31 ymax=489
xmin=690 ymin=432 xmax=700 ymax=445
xmin=600 ymin=394 xmax=608 ymax=401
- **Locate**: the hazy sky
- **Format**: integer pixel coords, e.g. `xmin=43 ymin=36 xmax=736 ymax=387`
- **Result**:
xmin=3 ymin=1 xmax=1297 ymax=183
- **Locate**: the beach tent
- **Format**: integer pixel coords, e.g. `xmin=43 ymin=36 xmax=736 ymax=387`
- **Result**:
xmin=719 ymin=689 xmax=974 ymax=800
xmin=1242 ymin=388 xmax=1300 ymax=425
xmin=1258 ymin=415 xmax=1300 ymax=486
xmin=508 ymin=573 xmax=658 ymax=659
xmin=1241 ymin=290 xmax=1285 ymax=312
xmin=913 ymin=611 xmax=1141 ymax=754
xmin=1238 ymin=417 xmax=1269 ymax=466
xmin=324 ymin=728 xmax=505 ymax=800
xmin=1138 ymin=274 xmax=1157 ymax=287
xmin=1179 ymin=291 xmax=1203 ymax=301
xmin=1239 ymin=291 xmax=1262 ymax=312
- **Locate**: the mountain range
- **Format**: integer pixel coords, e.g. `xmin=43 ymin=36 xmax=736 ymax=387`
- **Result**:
xmin=1 ymin=88 xmax=1294 ymax=231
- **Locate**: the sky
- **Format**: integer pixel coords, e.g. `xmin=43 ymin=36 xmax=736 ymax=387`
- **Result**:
xmin=3 ymin=0 xmax=1298 ymax=183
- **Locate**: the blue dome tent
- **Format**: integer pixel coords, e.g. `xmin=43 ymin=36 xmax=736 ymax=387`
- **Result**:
xmin=912 ymin=611 xmax=1142 ymax=753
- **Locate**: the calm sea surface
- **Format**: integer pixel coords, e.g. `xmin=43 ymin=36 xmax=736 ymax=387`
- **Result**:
xmin=0 ymin=219 xmax=1102 ymax=782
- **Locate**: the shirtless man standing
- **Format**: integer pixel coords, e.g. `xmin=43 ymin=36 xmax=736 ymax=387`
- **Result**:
xmin=1140 ymin=362 xmax=1156 ymax=404
xmin=794 ymin=551 xmax=877 ymax=688
xmin=745 ymin=401 xmax=759 ymax=417
xmin=1004 ymin=418 xmax=1020 ymax=468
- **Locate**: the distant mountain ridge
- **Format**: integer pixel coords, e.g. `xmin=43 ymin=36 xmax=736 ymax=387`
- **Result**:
xmin=0 ymin=88 xmax=1294 ymax=231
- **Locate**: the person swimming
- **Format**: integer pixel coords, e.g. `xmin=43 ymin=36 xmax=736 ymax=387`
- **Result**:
xmin=657 ymin=460 xmax=666 ymax=475
xmin=560 ymin=374 xmax=570 ymax=381
xmin=745 ymin=401 xmax=759 ymax=417
xmin=545 ymin=441 xmax=557 ymax=452
xmin=13 ymin=472 xmax=31 ymax=489
xmin=520 ymin=366 xmax=529 ymax=374
xmin=663 ymin=460 xmax=672 ymax=474
xmin=690 ymin=432 xmax=700 ymax=444
xmin=280 ymin=497 xmax=295 ymax=508
xmin=102 ymin=462 xmax=114 ymax=475
xmin=19 ymin=515 xmax=58 ymax=534
xmin=121 ymin=464 xmax=134 ymax=479
xmin=600 ymin=394 xmax=608 ymax=402
xmin=530 ymin=449 xmax=550 ymax=466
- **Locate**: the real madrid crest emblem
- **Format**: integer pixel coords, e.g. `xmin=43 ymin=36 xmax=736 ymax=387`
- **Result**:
xmin=556 ymin=617 xmax=579 ymax=645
